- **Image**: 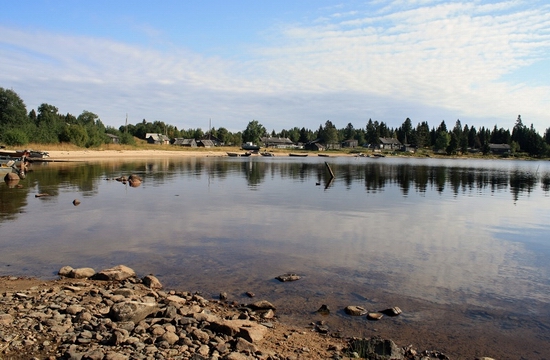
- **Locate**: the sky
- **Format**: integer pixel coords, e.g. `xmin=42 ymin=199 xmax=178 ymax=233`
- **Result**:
xmin=1 ymin=0 xmax=549 ymax=134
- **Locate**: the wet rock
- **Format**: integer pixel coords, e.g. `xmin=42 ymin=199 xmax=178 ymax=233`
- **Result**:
xmin=344 ymin=305 xmax=366 ymax=316
xmin=367 ymin=312 xmax=384 ymax=321
xmin=58 ymin=266 xmax=74 ymax=277
xmin=4 ymin=172 xmax=19 ymax=182
xmin=245 ymin=292 xmax=255 ymax=298
xmin=317 ymin=304 xmax=330 ymax=315
xmin=219 ymin=292 xmax=228 ymax=300
xmin=380 ymin=306 xmax=402 ymax=316
xmin=275 ymin=273 xmax=301 ymax=282
xmin=93 ymin=265 xmax=136 ymax=281
xmin=72 ymin=199 xmax=81 ymax=206
xmin=248 ymin=300 xmax=276 ymax=310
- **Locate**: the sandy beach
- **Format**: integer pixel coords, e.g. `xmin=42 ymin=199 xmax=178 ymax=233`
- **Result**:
xmin=45 ymin=149 xmax=223 ymax=161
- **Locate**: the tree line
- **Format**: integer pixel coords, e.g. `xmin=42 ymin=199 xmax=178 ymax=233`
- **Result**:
xmin=1 ymin=87 xmax=549 ymax=157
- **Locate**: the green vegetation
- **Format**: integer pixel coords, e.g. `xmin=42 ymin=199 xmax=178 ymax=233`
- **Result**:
xmin=1 ymin=86 xmax=549 ymax=158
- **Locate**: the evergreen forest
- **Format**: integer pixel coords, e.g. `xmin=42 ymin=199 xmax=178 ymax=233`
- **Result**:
xmin=1 ymin=87 xmax=549 ymax=157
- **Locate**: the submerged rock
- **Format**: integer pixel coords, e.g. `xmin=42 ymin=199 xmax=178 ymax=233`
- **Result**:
xmin=381 ymin=306 xmax=402 ymax=316
xmin=317 ymin=304 xmax=330 ymax=315
xmin=275 ymin=273 xmax=301 ymax=282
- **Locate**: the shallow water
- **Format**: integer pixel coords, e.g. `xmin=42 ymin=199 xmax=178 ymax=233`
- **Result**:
xmin=1 ymin=156 xmax=550 ymax=358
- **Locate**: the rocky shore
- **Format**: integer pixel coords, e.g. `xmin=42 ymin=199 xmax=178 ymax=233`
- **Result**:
xmin=0 ymin=265 xmax=477 ymax=360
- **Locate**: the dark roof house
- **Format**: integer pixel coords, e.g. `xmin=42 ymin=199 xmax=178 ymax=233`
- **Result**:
xmin=489 ymin=143 xmax=511 ymax=154
xmin=198 ymin=139 xmax=215 ymax=148
xmin=378 ymin=137 xmax=402 ymax=150
xmin=173 ymin=138 xmax=197 ymax=147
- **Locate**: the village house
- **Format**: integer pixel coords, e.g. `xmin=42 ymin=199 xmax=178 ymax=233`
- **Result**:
xmin=105 ymin=133 xmax=119 ymax=144
xmin=378 ymin=137 xmax=402 ymax=150
xmin=489 ymin=143 xmax=511 ymax=155
xmin=173 ymin=138 xmax=197 ymax=147
xmin=342 ymin=139 xmax=358 ymax=148
xmin=145 ymin=133 xmax=170 ymax=145
xmin=197 ymin=139 xmax=215 ymax=148
xmin=261 ymin=137 xmax=295 ymax=149
xmin=304 ymin=139 xmax=325 ymax=151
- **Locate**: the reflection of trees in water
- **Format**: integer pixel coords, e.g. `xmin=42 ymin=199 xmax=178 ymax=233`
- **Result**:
xmin=2 ymin=160 xmax=547 ymax=222
xmin=0 ymin=181 xmax=30 ymax=221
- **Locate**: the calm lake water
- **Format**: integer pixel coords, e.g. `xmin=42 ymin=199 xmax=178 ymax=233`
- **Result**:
xmin=1 ymin=156 xmax=550 ymax=358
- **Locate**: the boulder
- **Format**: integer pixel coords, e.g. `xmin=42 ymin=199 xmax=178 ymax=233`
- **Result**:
xmin=58 ymin=266 xmax=74 ymax=277
xmin=109 ymin=301 xmax=160 ymax=323
xmin=69 ymin=267 xmax=96 ymax=279
xmin=72 ymin=199 xmax=81 ymax=206
xmin=93 ymin=265 xmax=136 ymax=281
xmin=348 ymin=338 xmax=404 ymax=360
xmin=4 ymin=172 xmax=19 ymax=182
xmin=142 ymin=275 xmax=162 ymax=289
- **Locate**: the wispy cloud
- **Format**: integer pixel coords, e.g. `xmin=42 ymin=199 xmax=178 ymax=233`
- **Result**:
xmin=0 ymin=1 xmax=549 ymax=132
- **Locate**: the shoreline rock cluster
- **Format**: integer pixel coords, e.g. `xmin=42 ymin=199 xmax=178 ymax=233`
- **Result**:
xmin=0 ymin=265 xmax=465 ymax=359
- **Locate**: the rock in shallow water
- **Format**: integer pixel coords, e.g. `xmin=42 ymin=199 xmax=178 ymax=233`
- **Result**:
xmin=344 ymin=305 xmax=366 ymax=316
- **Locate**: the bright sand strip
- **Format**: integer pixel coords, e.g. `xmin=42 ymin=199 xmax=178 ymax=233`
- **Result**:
xmin=45 ymin=149 xmax=224 ymax=161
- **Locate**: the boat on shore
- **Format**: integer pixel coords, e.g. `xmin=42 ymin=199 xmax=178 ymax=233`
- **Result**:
xmin=241 ymin=142 xmax=260 ymax=151
xmin=261 ymin=152 xmax=275 ymax=157
xmin=0 ymin=158 xmax=26 ymax=178
xmin=318 ymin=153 xmax=330 ymax=157
xmin=289 ymin=153 xmax=308 ymax=157
xmin=227 ymin=152 xmax=252 ymax=157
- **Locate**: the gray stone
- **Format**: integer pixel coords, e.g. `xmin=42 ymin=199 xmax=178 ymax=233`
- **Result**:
xmin=109 ymin=301 xmax=159 ymax=323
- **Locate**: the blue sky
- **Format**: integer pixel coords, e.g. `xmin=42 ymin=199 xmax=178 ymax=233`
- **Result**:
xmin=1 ymin=1 xmax=549 ymax=133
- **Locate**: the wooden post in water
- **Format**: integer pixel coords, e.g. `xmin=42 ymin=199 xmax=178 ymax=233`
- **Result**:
xmin=325 ymin=162 xmax=335 ymax=178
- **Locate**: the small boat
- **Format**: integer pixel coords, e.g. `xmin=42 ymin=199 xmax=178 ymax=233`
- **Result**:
xmin=317 ymin=153 xmax=330 ymax=157
xmin=227 ymin=152 xmax=252 ymax=157
xmin=241 ymin=142 xmax=261 ymax=151
xmin=289 ymin=153 xmax=308 ymax=157
xmin=261 ymin=152 xmax=275 ymax=157
xmin=0 ymin=158 xmax=26 ymax=178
